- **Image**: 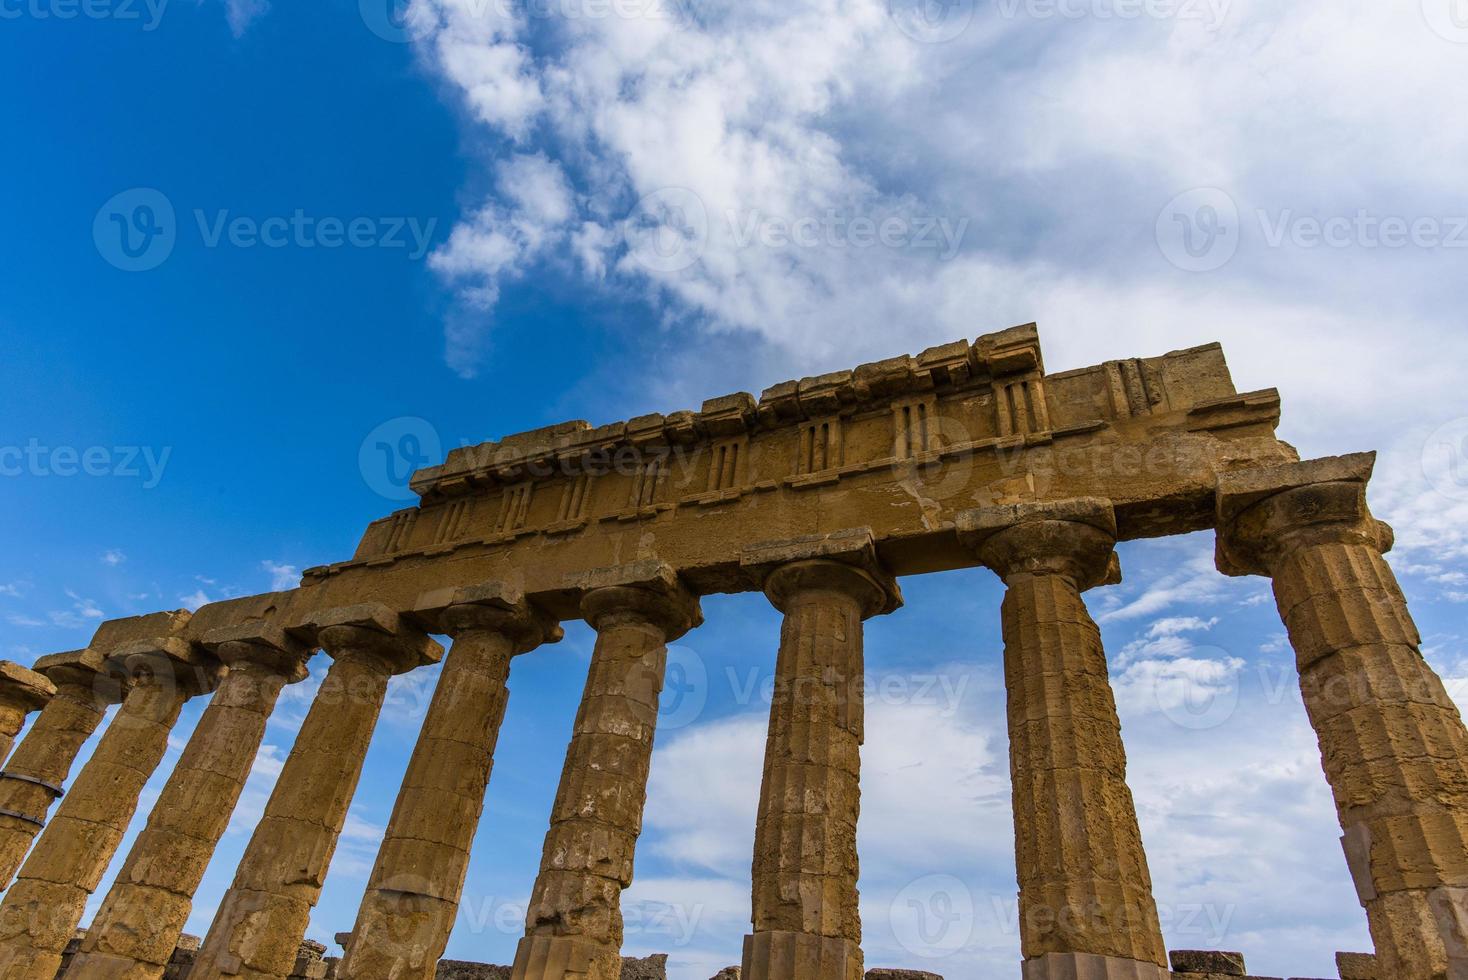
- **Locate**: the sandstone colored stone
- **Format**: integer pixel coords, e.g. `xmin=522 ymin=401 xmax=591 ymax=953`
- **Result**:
xmin=1334 ymin=951 xmax=1376 ymax=979
xmin=191 ymin=609 xmax=441 ymax=980
xmin=0 ymin=650 xmax=122 ymax=890
xmin=340 ymin=588 xmax=560 ymax=980
xmin=11 ymin=331 xmax=1461 ymax=980
xmin=864 ymin=971 xmax=944 ymax=980
xmin=962 ymin=500 xmax=1168 ymax=977
xmin=64 ymin=624 xmax=315 ymax=979
xmin=0 ymin=663 xmax=55 ymax=764
xmin=742 ymin=541 xmax=901 ymax=980
xmin=513 ymin=569 xmax=700 ymax=980
xmin=1169 ymin=950 xmax=1246 ymax=975
xmin=1218 ymin=456 xmax=1468 ymax=980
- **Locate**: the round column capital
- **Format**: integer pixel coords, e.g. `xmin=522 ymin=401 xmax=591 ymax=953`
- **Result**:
xmin=1215 ymin=454 xmax=1389 ymax=577
xmin=580 ymin=583 xmax=702 ymax=640
xmin=957 ymin=498 xmax=1119 ymax=589
xmin=763 ymin=559 xmax=900 ymax=620
xmin=442 ymin=601 xmax=563 ymax=654
xmin=309 ymin=604 xmax=444 ymax=677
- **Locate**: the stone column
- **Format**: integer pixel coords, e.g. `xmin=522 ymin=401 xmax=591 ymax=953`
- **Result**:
xmin=0 ymin=650 xmax=123 ymax=889
xmin=63 ymin=622 xmax=315 ymax=980
xmin=1217 ymin=453 xmax=1468 ymax=980
xmin=0 ymin=664 xmax=55 ymax=766
xmin=0 ymin=629 xmax=221 ymax=980
xmin=958 ymin=499 xmax=1169 ymax=980
xmin=339 ymin=584 xmax=562 ymax=980
xmin=740 ymin=531 xmax=902 ymax=980
xmin=190 ymin=604 xmax=441 ymax=980
xmin=512 ymin=563 xmax=701 ymax=980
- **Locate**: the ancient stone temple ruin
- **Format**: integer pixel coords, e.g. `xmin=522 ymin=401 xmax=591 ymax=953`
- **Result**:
xmin=0 ymin=324 xmax=1461 ymax=980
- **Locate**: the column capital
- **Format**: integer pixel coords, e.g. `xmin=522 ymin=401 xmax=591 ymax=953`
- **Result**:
xmin=742 ymin=527 xmax=903 ymax=618
xmin=1215 ymin=453 xmax=1392 ymax=577
xmin=414 ymin=582 xmax=564 ymax=653
xmin=109 ymin=635 xmax=225 ymax=699
xmin=202 ymin=621 xmax=315 ymax=683
xmin=32 ymin=648 xmax=126 ymax=706
xmin=957 ymin=497 xmax=1121 ymax=589
xmin=0 ymin=663 xmax=55 ymax=715
xmin=570 ymin=561 xmax=702 ymax=639
xmin=307 ymin=604 xmax=444 ymax=675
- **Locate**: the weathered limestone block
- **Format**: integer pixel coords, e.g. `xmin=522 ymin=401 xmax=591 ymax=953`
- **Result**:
xmin=741 ymin=531 xmax=902 ymax=980
xmin=191 ymin=606 xmax=441 ymax=980
xmin=340 ymin=583 xmax=561 ymax=980
xmin=435 ymin=961 xmax=512 ymax=980
xmin=1217 ymin=455 xmax=1468 ymax=980
xmin=709 ymin=969 xmax=740 ymax=980
xmin=864 ymin=971 xmax=944 ymax=980
xmin=64 ymin=623 xmax=315 ymax=979
xmin=0 ymin=613 xmax=219 ymax=980
xmin=0 ymin=663 xmax=55 ymax=764
xmin=1169 ymin=950 xmax=1246 ymax=975
xmin=957 ymin=500 xmax=1169 ymax=980
xmin=0 ymin=649 xmax=124 ymax=889
xmin=1335 ymin=951 xmax=1377 ymax=979
xmin=513 ymin=563 xmax=701 ymax=980
xmin=617 ymin=954 xmax=667 ymax=980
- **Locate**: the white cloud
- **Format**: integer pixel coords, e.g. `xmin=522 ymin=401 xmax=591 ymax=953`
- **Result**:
xmin=101 ymin=549 xmax=126 ymax=567
xmin=221 ymin=0 xmax=269 ymax=37
xmin=0 ymin=583 xmax=22 ymax=598
xmin=178 ymin=589 xmax=212 ymax=612
xmin=261 ymin=560 xmax=300 ymax=592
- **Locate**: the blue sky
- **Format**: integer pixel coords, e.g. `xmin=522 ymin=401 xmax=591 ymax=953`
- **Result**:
xmin=2 ymin=1 xmax=1468 ymax=977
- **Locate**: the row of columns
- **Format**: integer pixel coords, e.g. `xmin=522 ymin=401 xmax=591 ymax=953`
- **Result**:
xmin=0 ymin=454 xmax=1462 ymax=980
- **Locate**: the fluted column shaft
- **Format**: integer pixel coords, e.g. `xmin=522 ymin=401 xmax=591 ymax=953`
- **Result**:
xmin=341 ymin=588 xmax=560 ymax=980
xmin=0 ymin=653 xmax=120 ymax=890
xmin=742 ymin=558 xmax=898 ymax=980
xmin=961 ymin=499 xmax=1168 ymax=980
xmin=0 ymin=642 xmax=220 ymax=980
xmin=64 ymin=626 xmax=312 ymax=979
xmin=191 ymin=609 xmax=440 ymax=980
xmin=513 ymin=569 xmax=700 ymax=980
xmin=1218 ymin=456 xmax=1468 ymax=980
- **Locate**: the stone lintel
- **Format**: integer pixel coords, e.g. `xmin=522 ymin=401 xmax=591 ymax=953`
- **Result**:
xmin=0 ymin=663 xmax=55 ymax=713
xmin=1215 ymin=453 xmax=1385 ymax=578
xmin=87 ymin=609 xmax=194 ymax=653
xmin=306 ymin=603 xmax=444 ymax=673
xmin=1334 ymin=951 xmax=1376 ymax=980
xmin=1021 ymin=951 xmax=1171 ymax=980
xmin=201 ymin=621 xmax=316 ymax=681
xmin=1169 ymin=950 xmax=1246 ymax=975
xmin=568 ymin=560 xmax=702 ymax=639
xmin=977 ymin=322 xmax=1043 ymax=376
xmin=414 ymin=581 xmax=566 ymax=650
xmin=741 ymin=527 xmax=902 ymax=616
xmin=955 ymin=498 xmax=1122 ymax=590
